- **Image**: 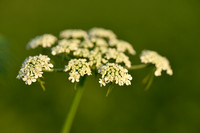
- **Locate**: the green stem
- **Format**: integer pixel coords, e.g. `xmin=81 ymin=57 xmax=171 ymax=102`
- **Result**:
xmin=144 ymin=67 xmax=155 ymax=91
xmin=128 ymin=64 xmax=148 ymax=70
xmin=43 ymin=68 xmax=64 ymax=72
xmin=61 ymin=81 xmax=85 ymax=133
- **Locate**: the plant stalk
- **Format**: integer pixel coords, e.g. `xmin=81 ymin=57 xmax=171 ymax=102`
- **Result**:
xmin=44 ymin=68 xmax=64 ymax=72
xmin=128 ymin=64 xmax=148 ymax=70
xmin=61 ymin=81 xmax=85 ymax=133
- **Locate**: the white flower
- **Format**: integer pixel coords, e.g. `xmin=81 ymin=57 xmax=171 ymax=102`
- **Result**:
xmin=105 ymin=48 xmax=131 ymax=68
xmin=109 ymin=39 xmax=136 ymax=55
xmin=17 ymin=54 xmax=53 ymax=85
xmin=89 ymin=28 xmax=117 ymax=40
xmin=64 ymin=59 xmax=92 ymax=83
xmin=98 ymin=63 xmax=132 ymax=86
xmin=51 ymin=39 xmax=80 ymax=55
xmin=99 ymin=79 xmax=106 ymax=87
xmin=27 ymin=34 xmax=57 ymax=49
xmin=140 ymin=50 xmax=173 ymax=76
xmin=60 ymin=29 xmax=88 ymax=39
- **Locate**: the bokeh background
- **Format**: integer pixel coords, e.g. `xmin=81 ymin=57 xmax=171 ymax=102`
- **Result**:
xmin=0 ymin=0 xmax=200 ymax=133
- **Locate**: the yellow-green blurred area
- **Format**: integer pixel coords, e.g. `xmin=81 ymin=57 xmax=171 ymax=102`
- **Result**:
xmin=0 ymin=0 xmax=200 ymax=132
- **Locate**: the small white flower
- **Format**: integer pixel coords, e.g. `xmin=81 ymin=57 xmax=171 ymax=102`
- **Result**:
xmin=109 ymin=39 xmax=136 ymax=55
xmin=64 ymin=59 xmax=92 ymax=83
xmin=140 ymin=50 xmax=173 ymax=76
xmin=98 ymin=63 xmax=132 ymax=86
xmin=51 ymin=39 xmax=80 ymax=55
xmin=60 ymin=29 xmax=88 ymax=39
xmin=89 ymin=28 xmax=117 ymax=40
xmin=99 ymin=79 xmax=106 ymax=87
xmin=27 ymin=34 xmax=57 ymax=49
xmin=17 ymin=54 xmax=53 ymax=85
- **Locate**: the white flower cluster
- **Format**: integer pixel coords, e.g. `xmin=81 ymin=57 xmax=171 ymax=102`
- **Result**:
xmin=89 ymin=28 xmax=116 ymax=40
xmin=98 ymin=63 xmax=132 ymax=86
xmin=60 ymin=29 xmax=88 ymax=39
xmin=50 ymin=28 xmax=135 ymax=86
xmin=27 ymin=34 xmax=57 ymax=49
xmin=109 ymin=39 xmax=136 ymax=55
xmin=64 ymin=59 xmax=92 ymax=83
xmin=80 ymin=39 xmax=94 ymax=48
xmin=51 ymin=39 xmax=80 ymax=55
xmin=105 ymin=48 xmax=131 ymax=68
xmin=51 ymin=28 xmax=135 ymax=70
xmin=21 ymin=28 xmax=136 ymax=87
xmin=140 ymin=50 xmax=173 ymax=76
xmin=17 ymin=54 xmax=53 ymax=85
xmin=73 ymin=48 xmax=90 ymax=58
xmin=91 ymin=37 xmax=108 ymax=47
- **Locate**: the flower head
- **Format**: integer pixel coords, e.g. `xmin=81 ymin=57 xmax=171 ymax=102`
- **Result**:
xmin=73 ymin=48 xmax=90 ymax=58
xmin=60 ymin=29 xmax=88 ymax=39
xmin=140 ymin=50 xmax=173 ymax=76
xmin=105 ymin=48 xmax=131 ymax=68
xmin=64 ymin=59 xmax=92 ymax=83
xmin=98 ymin=63 xmax=132 ymax=86
xmin=27 ymin=34 xmax=57 ymax=49
xmin=91 ymin=37 xmax=109 ymax=47
xmin=109 ymin=39 xmax=136 ymax=55
xmin=51 ymin=39 xmax=80 ymax=55
xmin=80 ymin=39 xmax=94 ymax=48
xmin=17 ymin=54 xmax=53 ymax=85
xmin=89 ymin=28 xmax=117 ymax=40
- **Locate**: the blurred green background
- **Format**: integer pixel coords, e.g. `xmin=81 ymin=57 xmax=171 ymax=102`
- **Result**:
xmin=0 ymin=0 xmax=200 ymax=133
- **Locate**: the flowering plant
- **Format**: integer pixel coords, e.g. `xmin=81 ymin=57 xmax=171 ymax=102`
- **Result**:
xmin=17 ymin=28 xmax=173 ymax=133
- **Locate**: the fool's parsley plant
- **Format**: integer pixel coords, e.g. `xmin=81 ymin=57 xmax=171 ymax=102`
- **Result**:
xmin=16 ymin=27 xmax=174 ymax=133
